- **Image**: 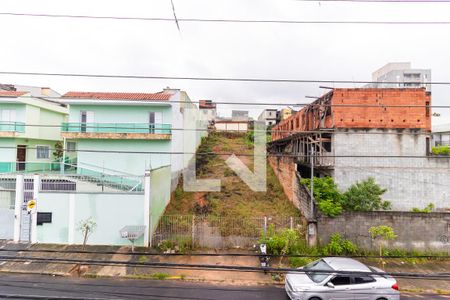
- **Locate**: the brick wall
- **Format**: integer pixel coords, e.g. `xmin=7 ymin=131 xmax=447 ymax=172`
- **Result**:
xmin=272 ymin=88 xmax=431 ymax=141
xmin=269 ymin=157 xmax=312 ymax=219
xmin=318 ymin=211 xmax=450 ymax=250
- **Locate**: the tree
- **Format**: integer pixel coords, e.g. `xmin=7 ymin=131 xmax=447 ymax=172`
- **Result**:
xmin=343 ymin=177 xmax=390 ymax=212
xmin=369 ymin=225 xmax=397 ymax=269
xmin=53 ymin=141 xmax=64 ymax=160
xmin=77 ymin=217 xmax=97 ymax=250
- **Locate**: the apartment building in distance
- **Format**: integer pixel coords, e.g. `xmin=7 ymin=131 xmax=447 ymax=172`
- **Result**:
xmin=258 ymin=109 xmax=277 ymax=126
xmin=367 ymin=62 xmax=431 ymax=92
xmin=270 ymin=88 xmax=450 ymax=212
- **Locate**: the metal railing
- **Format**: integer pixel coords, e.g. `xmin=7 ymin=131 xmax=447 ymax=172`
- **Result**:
xmin=152 ymin=215 xmax=303 ymax=249
xmin=0 ymin=121 xmax=25 ymax=133
xmin=61 ymin=122 xmax=172 ymax=134
xmin=0 ymin=162 xmax=144 ymax=193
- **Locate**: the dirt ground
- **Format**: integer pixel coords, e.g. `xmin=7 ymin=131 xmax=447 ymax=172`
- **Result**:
xmin=165 ymin=132 xmax=300 ymax=219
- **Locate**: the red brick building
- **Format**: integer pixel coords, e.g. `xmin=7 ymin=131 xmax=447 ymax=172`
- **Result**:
xmin=272 ymin=88 xmax=431 ymax=141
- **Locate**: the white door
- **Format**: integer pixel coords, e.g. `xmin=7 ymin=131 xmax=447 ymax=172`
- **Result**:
xmin=149 ymin=112 xmax=163 ymax=133
xmin=81 ymin=111 xmax=95 ymax=132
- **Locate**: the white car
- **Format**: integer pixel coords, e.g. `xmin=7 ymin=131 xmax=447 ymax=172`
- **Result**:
xmin=285 ymin=257 xmax=400 ymax=300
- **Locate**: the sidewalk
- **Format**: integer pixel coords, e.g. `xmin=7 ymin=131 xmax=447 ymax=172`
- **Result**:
xmin=0 ymin=241 xmax=449 ymax=292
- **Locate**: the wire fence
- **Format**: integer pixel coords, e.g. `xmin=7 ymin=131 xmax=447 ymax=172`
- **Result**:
xmin=152 ymin=215 xmax=304 ymax=249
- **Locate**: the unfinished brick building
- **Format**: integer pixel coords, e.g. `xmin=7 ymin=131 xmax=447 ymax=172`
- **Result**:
xmin=270 ymin=88 xmax=450 ymax=212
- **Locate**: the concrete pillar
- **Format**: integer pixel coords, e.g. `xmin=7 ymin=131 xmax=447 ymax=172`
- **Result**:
xmin=144 ymin=170 xmax=151 ymax=247
xmin=307 ymin=221 xmax=318 ymax=247
xmin=31 ymin=174 xmax=40 ymax=243
xmin=68 ymin=193 xmax=75 ymax=244
xmin=13 ymin=174 xmax=24 ymax=242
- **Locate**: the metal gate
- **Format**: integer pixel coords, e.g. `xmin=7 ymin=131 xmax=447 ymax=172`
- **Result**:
xmin=19 ymin=178 xmax=34 ymax=242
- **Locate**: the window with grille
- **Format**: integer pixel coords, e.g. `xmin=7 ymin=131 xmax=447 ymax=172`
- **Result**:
xmin=36 ymin=146 xmax=50 ymax=159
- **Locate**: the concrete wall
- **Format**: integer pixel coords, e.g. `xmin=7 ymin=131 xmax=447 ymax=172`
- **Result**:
xmin=0 ymin=191 xmax=15 ymax=239
xmin=37 ymin=192 xmax=145 ymax=246
xmin=318 ymin=211 xmax=450 ymax=251
xmin=68 ymin=104 xmax=172 ymax=124
xmin=75 ymin=139 xmax=171 ymax=176
xmin=333 ymin=129 xmax=450 ymax=210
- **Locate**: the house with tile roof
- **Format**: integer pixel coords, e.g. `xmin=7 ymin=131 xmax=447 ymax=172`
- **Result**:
xmin=59 ymin=88 xmax=205 ymax=187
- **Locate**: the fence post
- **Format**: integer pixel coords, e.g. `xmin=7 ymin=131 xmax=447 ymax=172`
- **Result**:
xmin=30 ymin=174 xmax=40 ymax=244
xmin=149 ymin=214 xmax=153 ymax=248
xmin=191 ymin=215 xmax=195 ymax=248
xmin=13 ymin=174 xmax=24 ymax=242
xmin=263 ymin=216 xmax=267 ymax=237
xmin=290 ymin=217 xmax=293 ymax=230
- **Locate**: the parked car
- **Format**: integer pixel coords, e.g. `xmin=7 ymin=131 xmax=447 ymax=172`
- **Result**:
xmin=285 ymin=257 xmax=400 ymax=300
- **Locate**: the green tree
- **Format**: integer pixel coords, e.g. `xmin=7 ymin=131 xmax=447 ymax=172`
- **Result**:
xmin=53 ymin=141 xmax=64 ymax=160
xmin=369 ymin=225 xmax=397 ymax=269
xmin=300 ymin=177 xmax=344 ymax=217
xmin=343 ymin=177 xmax=390 ymax=212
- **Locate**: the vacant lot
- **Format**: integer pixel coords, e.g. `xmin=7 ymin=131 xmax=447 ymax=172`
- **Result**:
xmin=165 ymin=132 xmax=300 ymax=219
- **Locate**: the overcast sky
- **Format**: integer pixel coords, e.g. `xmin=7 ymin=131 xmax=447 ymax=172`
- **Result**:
xmin=1 ymin=0 xmax=450 ymax=120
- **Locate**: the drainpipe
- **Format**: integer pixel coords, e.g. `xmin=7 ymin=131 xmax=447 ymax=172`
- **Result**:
xmin=144 ymin=169 xmax=151 ymax=247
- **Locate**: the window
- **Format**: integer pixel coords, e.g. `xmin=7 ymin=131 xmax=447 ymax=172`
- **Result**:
xmin=80 ymin=111 xmax=94 ymax=132
xmin=36 ymin=146 xmax=50 ymax=159
xmin=353 ymin=276 xmax=376 ymax=284
xmin=149 ymin=112 xmax=163 ymax=133
xmin=66 ymin=142 xmax=76 ymax=153
xmin=304 ymin=259 xmax=333 ymax=283
xmin=330 ymin=276 xmax=352 ymax=286
xmin=425 ymin=101 xmax=430 ymax=117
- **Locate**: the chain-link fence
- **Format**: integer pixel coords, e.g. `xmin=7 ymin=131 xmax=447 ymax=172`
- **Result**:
xmin=151 ymin=215 xmax=304 ymax=249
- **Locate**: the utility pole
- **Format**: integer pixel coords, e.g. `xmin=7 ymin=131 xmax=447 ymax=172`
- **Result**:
xmin=310 ymin=144 xmax=314 ymax=218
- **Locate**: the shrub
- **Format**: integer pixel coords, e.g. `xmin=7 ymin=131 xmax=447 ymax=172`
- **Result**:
xmin=322 ymin=233 xmax=358 ymax=256
xmin=432 ymin=145 xmax=450 ymax=155
xmin=411 ymin=203 xmax=434 ymax=213
xmin=343 ymin=177 xmax=390 ymax=212
xmin=259 ymin=225 xmax=303 ymax=255
xmin=369 ymin=225 xmax=397 ymax=258
xmin=300 ymin=177 xmax=344 ymax=217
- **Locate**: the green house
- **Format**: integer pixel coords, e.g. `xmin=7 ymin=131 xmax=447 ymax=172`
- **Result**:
xmin=0 ymin=90 xmax=68 ymax=173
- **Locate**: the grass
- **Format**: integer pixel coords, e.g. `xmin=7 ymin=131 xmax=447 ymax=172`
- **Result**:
xmin=164 ymin=132 xmax=299 ymax=219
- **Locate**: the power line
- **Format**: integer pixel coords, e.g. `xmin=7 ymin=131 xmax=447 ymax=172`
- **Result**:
xmin=296 ymin=0 xmax=450 ymax=2
xmin=0 ymin=247 xmax=447 ymax=259
xmin=0 ymin=70 xmax=446 ymax=85
xmin=0 ymin=255 xmax=449 ymax=279
xmin=0 ymin=122 xmax=438 ymax=136
xmin=1 ymin=146 xmax=449 ymax=158
xmin=1 ymin=93 xmax=446 ymax=108
xmin=2 ymin=11 xmax=450 ymax=25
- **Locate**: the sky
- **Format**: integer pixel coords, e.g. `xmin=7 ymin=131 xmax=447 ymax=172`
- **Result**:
xmin=1 ymin=0 xmax=450 ymax=121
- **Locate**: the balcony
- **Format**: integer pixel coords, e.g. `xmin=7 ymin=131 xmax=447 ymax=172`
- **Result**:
xmin=61 ymin=123 xmax=172 ymax=140
xmin=0 ymin=121 xmax=25 ymax=137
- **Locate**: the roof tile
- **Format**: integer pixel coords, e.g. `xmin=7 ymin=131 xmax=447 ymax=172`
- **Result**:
xmin=0 ymin=91 xmax=28 ymax=97
xmin=62 ymin=91 xmax=172 ymax=101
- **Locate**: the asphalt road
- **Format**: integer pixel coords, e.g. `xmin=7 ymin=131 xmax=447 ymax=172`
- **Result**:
xmin=0 ymin=274 xmax=448 ymax=300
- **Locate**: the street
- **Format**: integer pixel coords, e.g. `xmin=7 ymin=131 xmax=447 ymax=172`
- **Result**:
xmin=0 ymin=274 xmax=448 ymax=300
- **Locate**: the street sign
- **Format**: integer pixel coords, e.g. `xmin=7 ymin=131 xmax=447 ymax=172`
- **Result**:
xmin=26 ymin=199 xmax=37 ymax=213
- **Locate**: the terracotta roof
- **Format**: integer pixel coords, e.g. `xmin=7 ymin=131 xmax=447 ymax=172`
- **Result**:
xmin=0 ymin=91 xmax=28 ymax=97
xmin=199 ymin=100 xmax=216 ymax=109
xmin=62 ymin=91 xmax=173 ymax=101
